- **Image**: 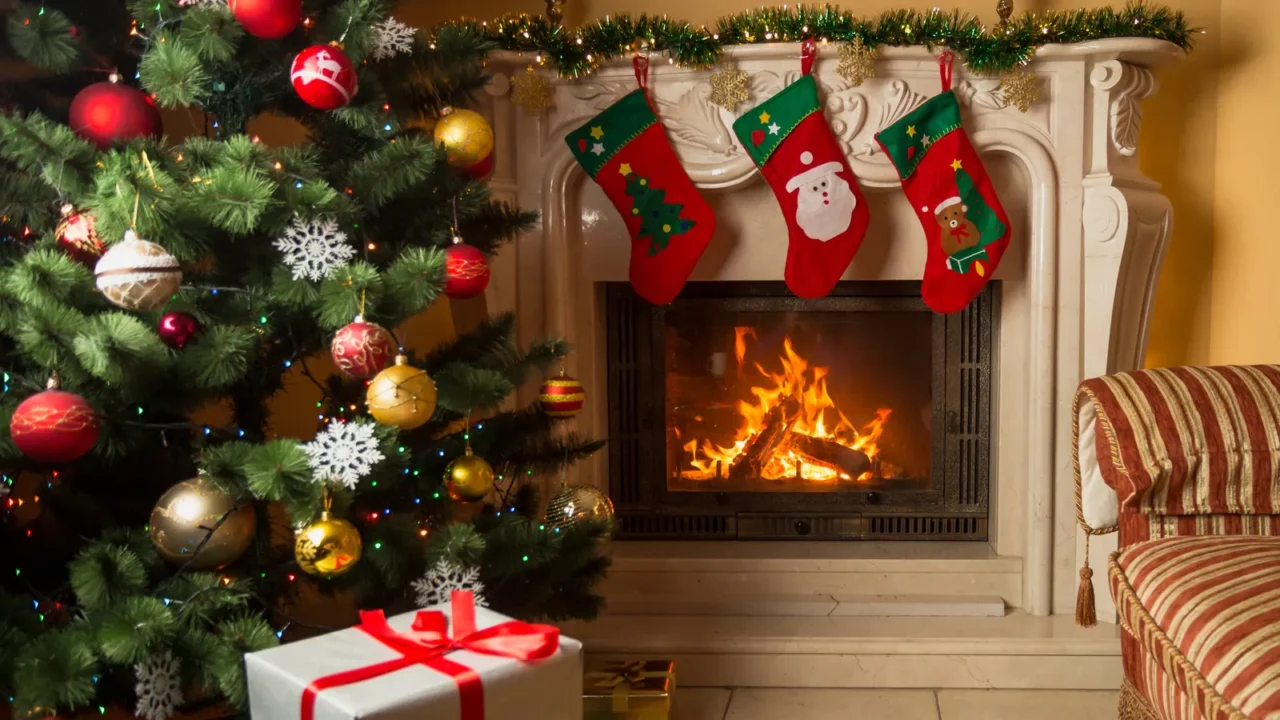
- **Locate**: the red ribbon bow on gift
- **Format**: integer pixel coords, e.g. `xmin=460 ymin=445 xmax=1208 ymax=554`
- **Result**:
xmin=301 ymin=590 xmax=560 ymax=720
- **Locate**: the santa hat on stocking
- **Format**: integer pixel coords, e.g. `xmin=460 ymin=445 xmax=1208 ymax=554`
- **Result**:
xmin=927 ymin=196 xmax=966 ymax=215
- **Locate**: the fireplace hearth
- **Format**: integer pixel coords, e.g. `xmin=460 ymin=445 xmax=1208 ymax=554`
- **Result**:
xmin=606 ymin=281 xmax=994 ymax=540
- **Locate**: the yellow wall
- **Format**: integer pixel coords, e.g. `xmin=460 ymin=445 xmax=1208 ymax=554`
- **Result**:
xmin=400 ymin=0 xmax=1252 ymax=367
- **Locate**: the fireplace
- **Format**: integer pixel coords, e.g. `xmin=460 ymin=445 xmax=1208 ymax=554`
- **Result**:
xmin=606 ymin=281 xmax=995 ymax=541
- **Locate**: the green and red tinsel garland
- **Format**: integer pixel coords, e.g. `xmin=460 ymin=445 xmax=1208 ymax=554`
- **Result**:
xmin=429 ymin=2 xmax=1197 ymax=78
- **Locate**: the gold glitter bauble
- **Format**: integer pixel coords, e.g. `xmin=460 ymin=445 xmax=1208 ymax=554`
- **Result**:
xmin=511 ymin=66 xmax=553 ymax=115
xmin=999 ymin=66 xmax=1041 ymax=113
xmin=836 ymin=38 xmax=877 ymax=87
xmin=709 ymin=65 xmax=749 ymax=111
xmin=445 ymin=451 xmax=495 ymax=503
xmin=544 ymin=484 xmax=614 ymax=530
xmin=434 ymin=108 xmax=494 ymax=168
xmin=150 ymin=476 xmax=255 ymax=570
xmin=366 ymin=355 xmax=437 ymax=430
xmin=295 ymin=512 xmax=362 ymax=578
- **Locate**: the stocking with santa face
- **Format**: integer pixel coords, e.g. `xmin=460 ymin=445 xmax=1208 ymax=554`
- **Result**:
xmin=731 ymin=39 xmax=870 ymax=299
xmin=874 ymin=53 xmax=1011 ymax=314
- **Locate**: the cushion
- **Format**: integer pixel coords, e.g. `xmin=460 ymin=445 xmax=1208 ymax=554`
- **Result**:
xmin=1111 ymin=535 xmax=1280 ymax=719
xmin=1075 ymin=366 xmax=1280 ymax=518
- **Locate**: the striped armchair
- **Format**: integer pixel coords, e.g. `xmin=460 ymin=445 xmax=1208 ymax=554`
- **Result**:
xmin=1073 ymin=366 xmax=1280 ymax=720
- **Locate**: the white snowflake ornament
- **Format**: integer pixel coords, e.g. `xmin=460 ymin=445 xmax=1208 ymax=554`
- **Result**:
xmin=274 ymin=216 xmax=357 ymax=282
xmin=178 ymin=0 xmax=225 ymax=5
xmin=135 ymin=650 xmax=183 ymax=720
xmin=371 ymin=17 xmax=416 ymax=61
xmin=304 ymin=420 xmax=385 ymax=489
xmin=413 ymin=560 xmax=487 ymax=608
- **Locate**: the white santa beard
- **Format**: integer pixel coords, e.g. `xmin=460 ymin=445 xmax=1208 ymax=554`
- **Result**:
xmin=794 ymin=174 xmax=856 ymax=242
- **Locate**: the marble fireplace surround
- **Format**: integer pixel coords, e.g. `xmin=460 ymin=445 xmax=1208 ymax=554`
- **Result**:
xmin=476 ymin=39 xmax=1182 ymax=681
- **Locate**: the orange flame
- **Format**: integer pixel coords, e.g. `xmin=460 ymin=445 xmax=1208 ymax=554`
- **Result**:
xmin=734 ymin=326 xmax=757 ymax=371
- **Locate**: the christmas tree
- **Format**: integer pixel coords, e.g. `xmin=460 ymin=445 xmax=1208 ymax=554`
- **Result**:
xmin=624 ymin=169 xmax=695 ymax=256
xmin=0 ymin=1 xmax=610 ymax=717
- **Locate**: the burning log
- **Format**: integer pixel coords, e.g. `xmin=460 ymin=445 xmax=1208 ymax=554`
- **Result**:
xmin=785 ymin=432 xmax=871 ymax=479
xmin=729 ymin=394 xmax=801 ymax=480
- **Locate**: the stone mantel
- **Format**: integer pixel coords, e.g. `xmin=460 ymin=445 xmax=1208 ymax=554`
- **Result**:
xmin=475 ymin=39 xmax=1183 ymax=621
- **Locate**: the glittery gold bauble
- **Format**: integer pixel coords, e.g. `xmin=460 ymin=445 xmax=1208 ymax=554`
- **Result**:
xmin=367 ymin=355 xmax=437 ymax=430
xmin=445 ymin=451 xmax=495 ymax=503
xmin=709 ymin=65 xmax=749 ymax=111
xmin=836 ymin=37 xmax=877 ymax=87
xmin=434 ymin=108 xmax=494 ymax=168
xmin=999 ymin=66 xmax=1041 ymax=113
xmin=544 ymin=484 xmax=614 ymax=530
xmin=150 ymin=476 xmax=255 ymax=570
xmin=511 ymin=66 xmax=553 ymax=115
xmin=294 ymin=511 xmax=362 ymax=578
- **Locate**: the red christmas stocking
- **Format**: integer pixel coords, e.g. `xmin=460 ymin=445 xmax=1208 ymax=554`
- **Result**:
xmin=732 ymin=39 xmax=870 ymax=299
xmin=875 ymin=53 xmax=1011 ymax=314
xmin=565 ymin=57 xmax=715 ymax=305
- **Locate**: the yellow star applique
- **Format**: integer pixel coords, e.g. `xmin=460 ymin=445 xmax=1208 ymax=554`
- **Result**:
xmin=618 ymin=163 xmax=633 ymax=176
xmin=758 ymin=110 xmax=771 ymax=124
xmin=950 ymin=159 xmax=963 ymax=171
xmin=589 ymin=126 xmax=604 ymax=140
xmin=906 ymin=125 xmax=917 ymax=137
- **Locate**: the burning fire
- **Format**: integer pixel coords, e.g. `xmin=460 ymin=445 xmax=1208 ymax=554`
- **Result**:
xmin=682 ymin=330 xmax=891 ymax=483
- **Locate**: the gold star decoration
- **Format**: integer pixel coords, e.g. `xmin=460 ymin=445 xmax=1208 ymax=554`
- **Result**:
xmin=836 ymin=37 xmax=878 ymax=87
xmin=511 ymin=66 xmax=554 ymax=115
xmin=950 ymin=158 xmax=963 ymax=171
xmin=618 ymin=163 xmax=632 ymax=176
xmin=709 ymin=65 xmax=749 ymax=111
xmin=998 ymin=66 xmax=1041 ymax=113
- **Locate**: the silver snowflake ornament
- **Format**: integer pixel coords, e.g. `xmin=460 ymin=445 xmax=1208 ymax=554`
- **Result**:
xmin=135 ymin=650 xmax=183 ymax=720
xmin=304 ymin=420 xmax=385 ymax=489
xmin=413 ymin=560 xmax=487 ymax=608
xmin=371 ymin=17 xmax=416 ymax=61
xmin=178 ymin=0 xmax=225 ymax=5
xmin=274 ymin=216 xmax=357 ymax=282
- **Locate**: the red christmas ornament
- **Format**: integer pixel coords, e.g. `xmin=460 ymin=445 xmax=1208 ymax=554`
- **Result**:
xmin=68 ymin=82 xmax=161 ymax=149
xmin=330 ymin=317 xmax=396 ymax=379
xmin=158 ymin=312 xmax=203 ymax=349
xmin=444 ymin=241 xmax=490 ymax=300
xmin=229 ymin=0 xmax=300 ymax=38
xmin=464 ymin=153 xmax=494 ymax=180
xmin=538 ymin=372 xmax=585 ymax=418
xmin=290 ymin=45 xmax=358 ymax=110
xmin=55 ymin=206 xmax=104 ymax=266
xmin=10 ymin=385 xmax=100 ymax=463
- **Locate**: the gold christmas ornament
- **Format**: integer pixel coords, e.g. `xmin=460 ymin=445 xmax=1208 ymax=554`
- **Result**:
xmin=94 ymin=230 xmax=182 ymax=311
xmin=999 ymin=66 xmax=1040 ymax=113
xmin=366 ymin=355 xmax=437 ymax=430
xmin=445 ymin=448 xmax=495 ymax=503
xmin=836 ymin=38 xmax=877 ymax=87
xmin=150 ymin=476 xmax=255 ymax=570
xmin=708 ymin=65 xmax=749 ymax=111
xmin=544 ymin=483 xmax=614 ymax=531
xmin=434 ymin=108 xmax=495 ymax=168
xmin=511 ymin=66 xmax=554 ymax=115
xmin=295 ymin=511 xmax=362 ymax=578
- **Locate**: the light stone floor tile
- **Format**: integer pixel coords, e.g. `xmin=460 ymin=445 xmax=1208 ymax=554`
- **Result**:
xmin=936 ymin=689 xmax=1119 ymax=719
xmin=672 ymin=688 xmax=732 ymax=720
xmin=724 ymin=689 xmax=940 ymax=720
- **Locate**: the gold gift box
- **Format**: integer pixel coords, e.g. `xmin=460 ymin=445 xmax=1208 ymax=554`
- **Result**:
xmin=583 ymin=659 xmax=675 ymax=720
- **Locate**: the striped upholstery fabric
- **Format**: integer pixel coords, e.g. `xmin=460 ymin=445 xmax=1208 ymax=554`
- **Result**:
xmin=1119 ymin=513 xmax=1280 ymax=545
xmin=1076 ymin=366 xmax=1280 ymax=518
xmin=1111 ymin=536 xmax=1280 ymax=719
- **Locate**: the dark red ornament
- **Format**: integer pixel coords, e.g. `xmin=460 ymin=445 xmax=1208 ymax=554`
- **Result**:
xmin=290 ymin=45 xmax=358 ymax=110
xmin=158 ymin=312 xmax=203 ymax=349
xmin=330 ymin=317 xmax=396 ymax=379
xmin=10 ymin=387 xmax=99 ymax=463
xmin=229 ymin=0 xmax=300 ymax=38
xmin=464 ymin=153 xmax=494 ymax=180
xmin=68 ymin=82 xmax=161 ymax=149
xmin=444 ymin=242 xmax=490 ymax=300
xmin=55 ymin=207 xmax=104 ymax=266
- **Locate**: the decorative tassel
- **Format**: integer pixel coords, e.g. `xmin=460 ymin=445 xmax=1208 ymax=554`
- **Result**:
xmin=1076 ymin=532 xmax=1097 ymax=627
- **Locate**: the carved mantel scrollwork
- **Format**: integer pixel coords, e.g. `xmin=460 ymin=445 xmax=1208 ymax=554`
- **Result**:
xmin=1090 ymin=60 xmax=1157 ymax=157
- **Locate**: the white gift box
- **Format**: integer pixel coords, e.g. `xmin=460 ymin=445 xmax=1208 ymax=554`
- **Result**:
xmin=245 ymin=602 xmax=583 ymax=720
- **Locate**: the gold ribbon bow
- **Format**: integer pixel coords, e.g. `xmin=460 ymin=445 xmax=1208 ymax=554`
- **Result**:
xmin=585 ymin=660 xmax=674 ymax=715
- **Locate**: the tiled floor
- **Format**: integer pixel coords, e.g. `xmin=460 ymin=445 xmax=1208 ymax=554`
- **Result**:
xmin=672 ymin=688 xmax=1119 ymax=719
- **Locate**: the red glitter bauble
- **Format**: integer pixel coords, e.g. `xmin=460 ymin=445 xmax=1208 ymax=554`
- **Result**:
xmin=55 ymin=209 xmax=104 ymax=266
xmin=330 ymin=318 xmax=396 ymax=379
xmin=10 ymin=389 xmax=100 ymax=463
xmin=290 ymin=45 xmax=358 ymax=110
xmin=538 ymin=374 xmax=585 ymax=418
xmin=68 ymin=82 xmax=161 ymax=149
xmin=464 ymin=153 xmax=494 ymax=180
xmin=229 ymin=0 xmax=300 ymax=38
xmin=444 ymin=243 xmax=490 ymax=300
xmin=158 ymin=311 xmax=203 ymax=350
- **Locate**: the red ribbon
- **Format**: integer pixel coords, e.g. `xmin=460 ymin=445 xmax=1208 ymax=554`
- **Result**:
xmin=633 ymin=54 xmax=649 ymax=91
xmin=938 ymin=51 xmax=955 ymax=92
xmin=300 ymin=590 xmax=560 ymax=720
xmin=801 ymin=38 xmax=817 ymax=76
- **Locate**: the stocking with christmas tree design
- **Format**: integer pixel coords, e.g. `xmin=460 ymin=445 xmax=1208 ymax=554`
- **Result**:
xmin=874 ymin=52 xmax=1010 ymax=314
xmin=565 ymin=57 xmax=715 ymax=304
xmin=732 ymin=39 xmax=870 ymax=299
